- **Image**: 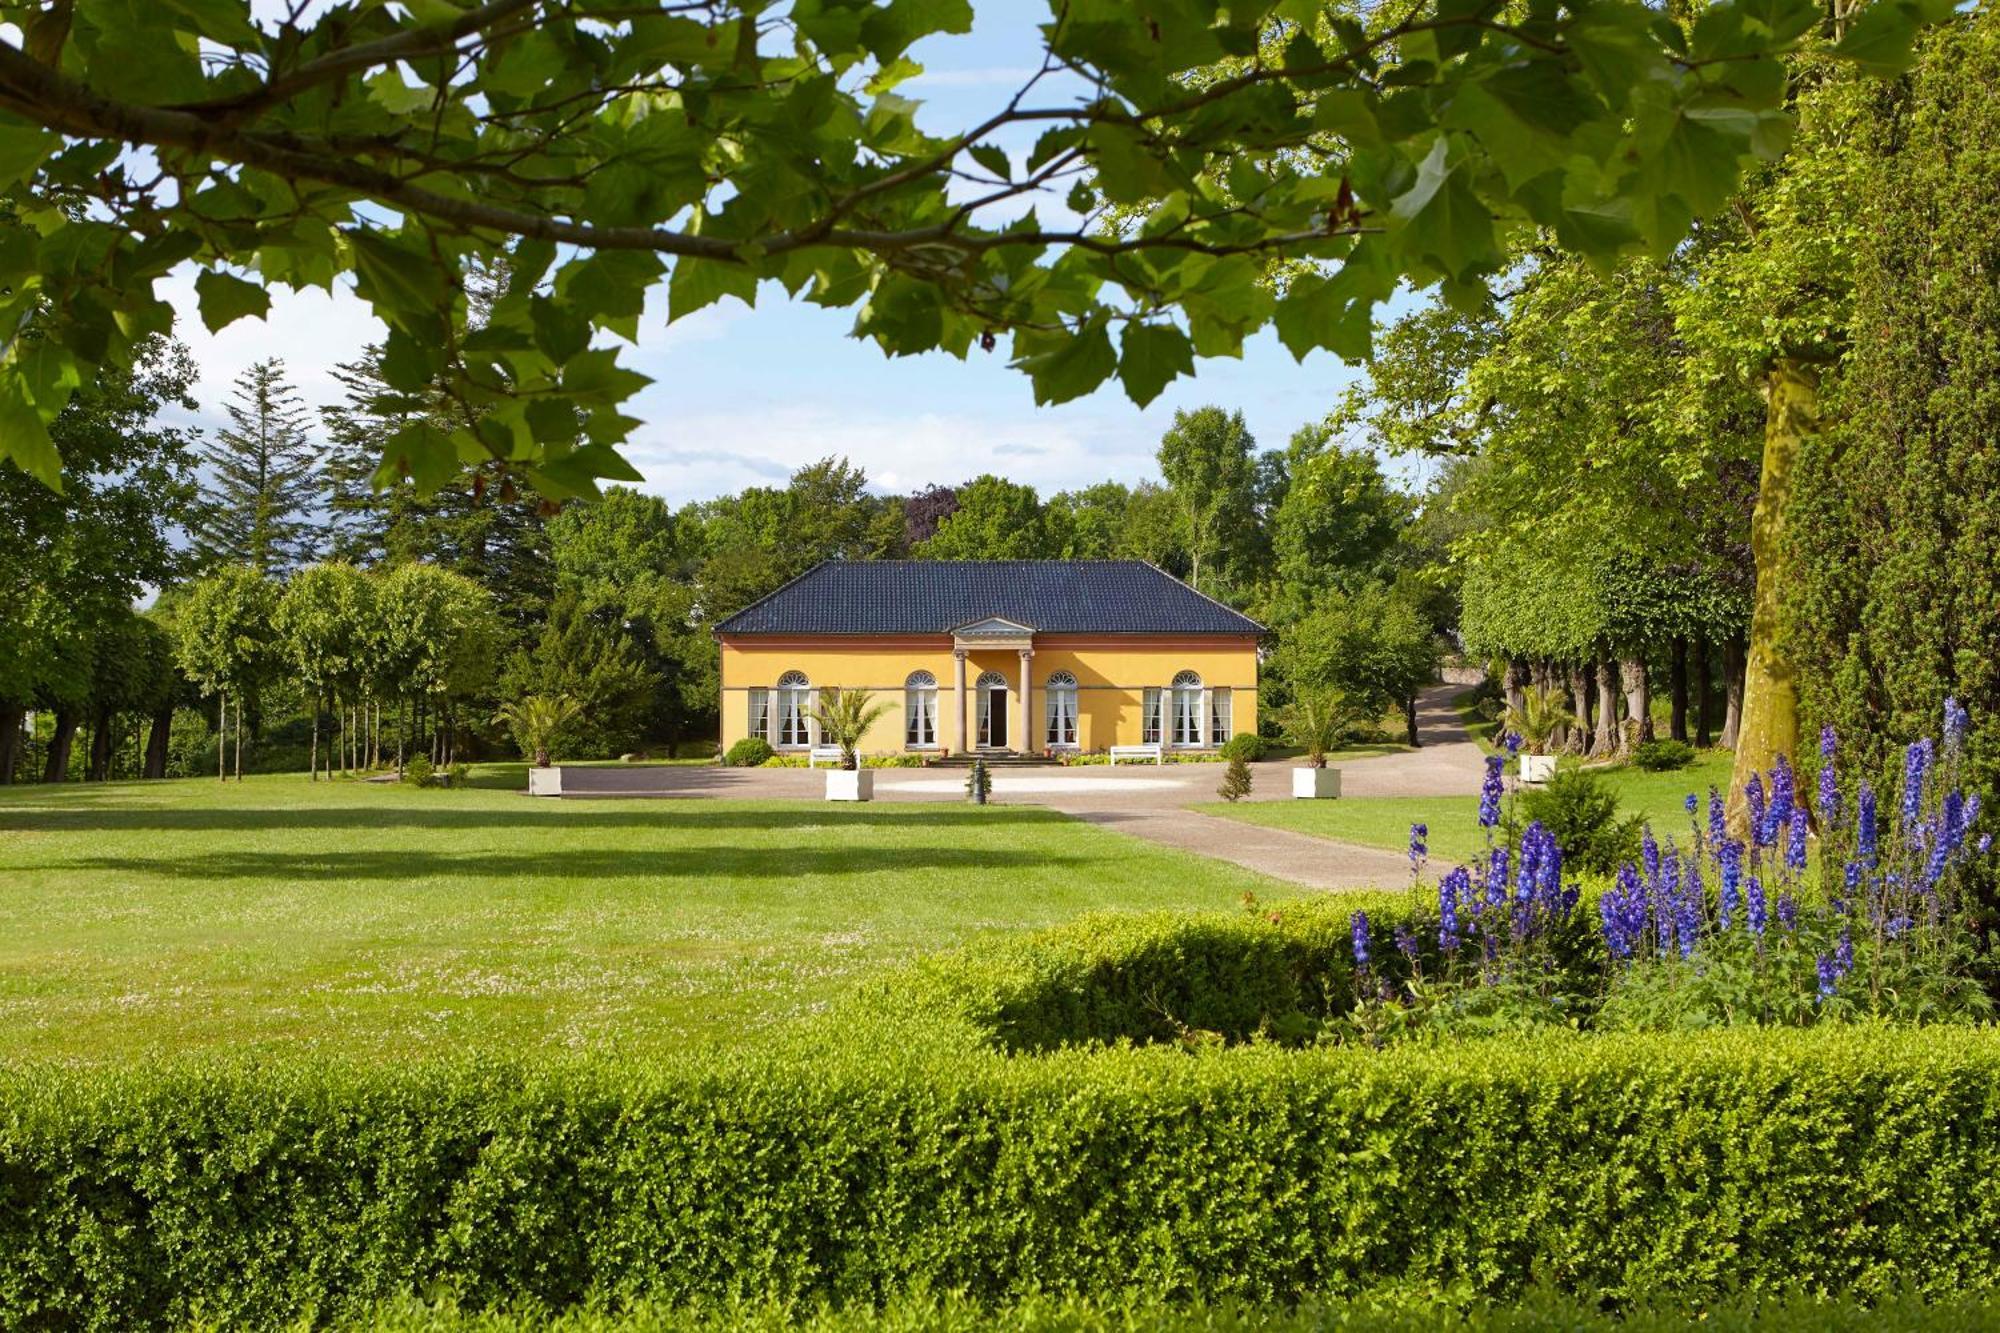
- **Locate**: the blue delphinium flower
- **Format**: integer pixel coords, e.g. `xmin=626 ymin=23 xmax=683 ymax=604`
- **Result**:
xmin=1945 ymin=696 xmax=1970 ymax=753
xmin=1642 ymin=828 xmax=1662 ymax=893
xmin=1708 ymin=787 xmax=1726 ymax=850
xmin=1887 ymin=914 xmax=1911 ymax=940
xmin=1395 ymin=924 xmax=1419 ymax=961
xmin=1673 ymin=853 xmax=1700 ymax=958
xmin=1836 ymin=928 xmax=1854 ymax=974
xmin=1941 ymin=791 xmax=1968 ymax=856
xmin=1838 ymin=859 xmax=1861 ymax=915
xmin=1776 ymin=890 xmax=1797 ymax=932
xmin=1904 ymin=738 xmax=1934 ymax=830
xmin=1530 ymin=822 xmax=1563 ymax=907
xmin=1438 ymin=867 xmax=1467 ymax=952
xmin=1685 ymin=792 xmax=1699 ymax=819
xmin=1982 ymin=834 xmax=1994 ymax=855
xmin=1817 ymin=725 xmax=1839 ymax=826
xmin=1746 ymin=773 xmax=1768 ymax=848
xmin=1503 ymin=730 xmax=1523 ymax=756
xmin=1764 ymin=756 xmax=1794 ymax=847
xmin=1351 ymin=911 xmax=1371 ymax=969
xmin=1478 ymin=755 xmax=1504 ymax=828
xmin=1601 ymin=863 xmax=1648 ymax=960
xmin=1487 ymin=846 xmax=1511 ymax=910
xmin=1816 ymin=954 xmax=1839 ymax=1003
xmin=1408 ymin=822 xmax=1429 ymax=877
xmin=1718 ymin=838 xmax=1743 ymax=929
xmin=1746 ymin=874 xmax=1767 ymax=937
xmin=1858 ymin=782 xmax=1879 ymax=867
xmin=1786 ymin=805 xmax=1809 ymax=879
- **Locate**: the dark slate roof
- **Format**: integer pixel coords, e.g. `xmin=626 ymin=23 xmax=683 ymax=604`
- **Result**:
xmin=714 ymin=561 xmax=1265 ymax=636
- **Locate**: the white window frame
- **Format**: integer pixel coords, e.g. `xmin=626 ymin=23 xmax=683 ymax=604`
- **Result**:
xmin=1171 ymin=670 xmax=1204 ymax=748
xmin=904 ymin=670 xmax=939 ymax=749
xmin=1209 ymin=686 xmax=1232 ymax=746
xmin=1141 ymin=687 xmax=1163 ymax=746
xmin=748 ymin=687 xmax=771 ymax=744
xmin=775 ymin=671 xmax=814 ymax=749
xmin=1045 ymin=671 xmax=1079 ymax=749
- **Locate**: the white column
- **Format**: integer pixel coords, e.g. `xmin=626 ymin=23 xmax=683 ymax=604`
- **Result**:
xmin=1018 ymin=648 xmax=1033 ymax=755
xmin=953 ymin=649 xmax=968 ymax=754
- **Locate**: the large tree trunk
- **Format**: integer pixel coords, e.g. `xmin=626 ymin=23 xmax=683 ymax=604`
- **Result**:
xmin=144 ymin=709 xmax=171 ymax=779
xmin=1619 ymin=657 xmax=1652 ymax=750
xmin=1721 ymin=633 xmax=1746 ymax=751
xmin=1694 ymin=636 xmax=1715 ymax=749
xmin=0 ymin=703 xmax=23 ymax=784
xmin=88 ymin=708 xmax=112 ymax=781
xmin=43 ymin=709 xmax=78 ymax=783
xmin=1569 ymin=663 xmax=1593 ymax=754
xmin=1729 ymin=358 xmax=1815 ymax=828
xmin=1504 ymin=659 xmax=1529 ymax=720
xmin=1403 ymin=692 xmax=1420 ymax=748
xmin=1594 ymin=650 xmax=1619 ymax=756
xmin=1669 ymin=636 xmax=1690 ymax=744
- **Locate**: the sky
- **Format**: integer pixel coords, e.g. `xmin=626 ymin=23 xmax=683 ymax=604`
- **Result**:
xmin=162 ymin=1 xmax=1381 ymax=507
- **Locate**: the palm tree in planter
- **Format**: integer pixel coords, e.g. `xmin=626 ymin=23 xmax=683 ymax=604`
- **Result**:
xmin=1502 ymin=684 xmax=1579 ymax=783
xmin=809 ymin=687 xmax=895 ymax=801
xmin=498 ymin=693 xmax=581 ymax=796
xmin=1278 ymin=687 xmax=1365 ymax=799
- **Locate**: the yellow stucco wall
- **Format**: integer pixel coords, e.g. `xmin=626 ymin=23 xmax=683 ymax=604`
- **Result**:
xmin=719 ymin=635 xmax=1260 ymax=756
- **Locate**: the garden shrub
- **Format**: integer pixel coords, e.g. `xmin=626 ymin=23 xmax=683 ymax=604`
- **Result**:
xmin=13 ymin=1030 xmax=2000 ymax=1326
xmin=1515 ymin=769 xmax=1641 ymax=873
xmin=723 ymin=737 xmax=774 ymax=768
xmin=1218 ymin=733 xmax=1266 ymax=762
xmin=401 ymin=755 xmax=437 ymax=787
xmin=1630 ymin=738 xmax=1698 ymax=771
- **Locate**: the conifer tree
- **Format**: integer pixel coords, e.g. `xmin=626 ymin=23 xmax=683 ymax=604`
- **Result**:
xmin=193 ymin=359 xmax=322 ymax=574
xmin=1218 ymin=755 xmax=1253 ymax=803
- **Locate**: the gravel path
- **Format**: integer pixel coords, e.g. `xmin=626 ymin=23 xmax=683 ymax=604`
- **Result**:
xmin=553 ymin=683 xmax=1486 ymax=891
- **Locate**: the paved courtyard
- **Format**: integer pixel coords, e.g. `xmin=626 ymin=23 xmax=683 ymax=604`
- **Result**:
xmin=555 ymin=684 xmax=1484 ymax=891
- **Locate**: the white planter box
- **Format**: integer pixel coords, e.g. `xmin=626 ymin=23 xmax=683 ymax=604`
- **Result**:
xmin=825 ymin=769 xmax=874 ymax=802
xmin=527 ymin=766 xmax=562 ymax=797
xmin=1292 ymin=767 xmax=1341 ymax=799
xmin=1519 ymin=753 xmax=1558 ymax=785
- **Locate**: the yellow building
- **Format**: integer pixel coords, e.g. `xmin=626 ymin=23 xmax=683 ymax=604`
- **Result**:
xmin=716 ymin=561 xmax=1265 ymax=758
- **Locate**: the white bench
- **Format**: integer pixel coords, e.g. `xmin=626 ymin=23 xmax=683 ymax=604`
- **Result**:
xmin=1108 ymin=743 xmax=1164 ymax=766
xmin=806 ymin=745 xmax=845 ymax=769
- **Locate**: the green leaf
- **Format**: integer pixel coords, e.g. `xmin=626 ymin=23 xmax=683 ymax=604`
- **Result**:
xmin=1832 ymin=0 xmax=1942 ymax=74
xmin=0 ymin=374 xmax=60 ymax=490
xmin=376 ymin=420 xmax=458 ymax=494
xmin=1117 ymin=322 xmax=1194 ymax=407
xmin=1013 ymin=320 xmax=1117 ymax=406
xmin=192 ymin=269 xmax=271 ymax=333
xmin=1388 ymin=138 xmax=1502 ymax=281
xmin=667 ymin=256 xmax=759 ymax=322
xmin=348 ymin=230 xmax=450 ymax=332
xmin=0 ymin=120 xmax=57 ymax=188
xmin=968 ymin=143 xmax=1012 ymax=181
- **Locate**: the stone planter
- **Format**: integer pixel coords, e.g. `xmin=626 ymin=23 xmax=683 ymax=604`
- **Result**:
xmin=527 ymin=765 xmax=562 ymax=797
xmin=1518 ymin=753 xmax=1558 ymax=785
xmin=1292 ymin=766 xmax=1341 ymax=799
xmin=826 ymin=768 xmax=874 ymax=802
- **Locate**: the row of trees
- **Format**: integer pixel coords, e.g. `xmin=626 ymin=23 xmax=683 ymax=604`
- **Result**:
xmin=174 ymin=563 xmax=500 ymax=780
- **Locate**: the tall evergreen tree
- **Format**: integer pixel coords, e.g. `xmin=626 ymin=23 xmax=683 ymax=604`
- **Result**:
xmin=193 ymin=359 xmax=322 ymax=574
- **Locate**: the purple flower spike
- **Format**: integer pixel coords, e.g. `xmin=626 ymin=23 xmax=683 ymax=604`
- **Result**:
xmin=1478 ymin=755 xmax=1504 ymax=828
xmin=1858 ymin=782 xmax=1879 ymax=867
xmin=1746 ymin=774 xmax=1768 ymax=847
xmin=1351 ymin=911 xmax=1371 ymax=969
xmin=1945 ymin=697 xmax=1970 ymax=753
xmin=1786 ymin=805 xmax=1809 ymax=878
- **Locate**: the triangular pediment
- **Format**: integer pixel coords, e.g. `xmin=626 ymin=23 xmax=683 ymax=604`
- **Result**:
xmin=951 ymin=616 xmax=1037 ymax=637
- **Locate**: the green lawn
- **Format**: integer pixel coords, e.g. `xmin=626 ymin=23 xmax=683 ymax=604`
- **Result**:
xmin=0 ymin=772 xmax=1280 ymax=1064
xmin=1200 ymin=751 xmax=1736 ymax=868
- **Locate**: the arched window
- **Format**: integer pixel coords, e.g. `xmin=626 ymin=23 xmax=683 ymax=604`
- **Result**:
xmin=1171 ymin=670 xmax=1204 ymax=747
xmin=775 ymin=670 xmax=813 ymax=748
xmin=904 ymin=670 xmax=939 ymax=748
xmin=975 ymin=670 xmax=1009 ymax=748
xmin=1045 ymin=670 xmax=1079 ymax=748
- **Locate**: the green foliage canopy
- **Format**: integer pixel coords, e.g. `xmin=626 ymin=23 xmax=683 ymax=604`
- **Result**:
xmin=0 ymin=0 xmax=1926 ymax=493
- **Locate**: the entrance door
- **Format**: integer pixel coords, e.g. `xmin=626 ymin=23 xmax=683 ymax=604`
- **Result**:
xmin=976 ymin=672 xmax=1009 ymax=748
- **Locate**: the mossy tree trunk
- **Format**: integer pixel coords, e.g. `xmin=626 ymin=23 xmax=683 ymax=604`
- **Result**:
xmin=1728 ymin=358 xmax=1817 ymax=828
xmin=1594 ymin=649 xmax=1619 ymax=756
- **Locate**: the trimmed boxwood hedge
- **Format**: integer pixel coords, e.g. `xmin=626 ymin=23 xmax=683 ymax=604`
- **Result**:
xmin=869 ymin=894 xmax=1417 ymax=1051
xmin=10 ymin=1026 xmax=2000 ymax=1327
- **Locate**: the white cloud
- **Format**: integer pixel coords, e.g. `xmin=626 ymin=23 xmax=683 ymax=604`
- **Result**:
xmin=159 ymin=272 xmax=383 ymax=426
xmin=621 ymin=403 xmax=1160 ymax=503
